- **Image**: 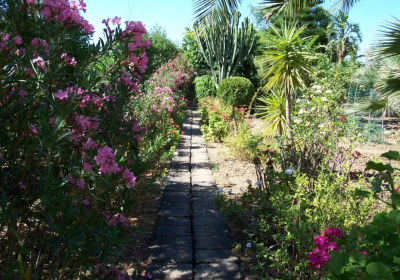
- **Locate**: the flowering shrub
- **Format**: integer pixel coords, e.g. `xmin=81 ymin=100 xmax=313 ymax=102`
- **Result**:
xmin=326 ymin=152 xmax=400 ymax=280
xmin=198 ymin=96 xmax=232 ymax=142
xmin=149 ymin=56 xmax=194 ymax=95
xmin=0 ymin=0 xmax=192 ymax=279
xmin=215 ymin=85 xmax=376 ymax=279
xmin=309 ymin=228 xmax=343 ymax=269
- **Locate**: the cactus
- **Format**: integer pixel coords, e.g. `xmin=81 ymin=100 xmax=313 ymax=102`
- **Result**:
xmin=194 ymin=11 xmax=255 ymax=89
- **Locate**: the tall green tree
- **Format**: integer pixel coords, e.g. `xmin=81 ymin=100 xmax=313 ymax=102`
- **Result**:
xmin=145 ymin=24 xmax=179 ymax=77
xmin=253 ymin=5 xmax=332 ymax=51
xmin=327 ymin=11 xmax=362 ymax=64
xmin=262 ymin=22 xmax=315 ymax=143
xmin=181 ymin=27 xmax=210 ymax=75
xmin=194 ymin=10 xmax=256 ymax=88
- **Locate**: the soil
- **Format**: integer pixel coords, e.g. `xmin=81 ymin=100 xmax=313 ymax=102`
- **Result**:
xmin=207 ymin=116 xmax=400 ymax=198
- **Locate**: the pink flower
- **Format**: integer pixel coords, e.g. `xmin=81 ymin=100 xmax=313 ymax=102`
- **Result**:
xmin=76 ymin=179 xmax=85 ymax=190
xmin=123 ymin=168 xmax=136 ymax=188
xmin=2 ymin=33 xmax=9 ymax=42
xmin=29 ymin=124 xmax=38 ymax=135
xmin=14 ymin=36 xmax=22 ymax=45
xmin=54 ymin=89 xmax=68 ymax=100
xmin=111 ymin=16 xmax=121 ymax=25
xmin=94 ymin=146 xmax=120 ymax=174
xmin=83 ymin=162 xmax=92 ymax=171
xmin=18 ymin=89 xmax=28 ymax=98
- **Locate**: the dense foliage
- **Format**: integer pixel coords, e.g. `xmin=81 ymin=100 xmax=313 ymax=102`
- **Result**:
xmin=217 ymin=76 xmax=255 ymax=107
xmin=193 ymin=74 xmax=217 ymax=101
xmin=0 ymin=1 xmax=193 ymax=279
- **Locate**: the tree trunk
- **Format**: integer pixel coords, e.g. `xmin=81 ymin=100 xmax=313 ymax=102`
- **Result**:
xmin=285 ymin=83 xmax=294 ymax=164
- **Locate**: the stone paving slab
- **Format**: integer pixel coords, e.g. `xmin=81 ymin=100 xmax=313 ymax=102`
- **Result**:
xmin=191 ymin=177 xmax=215 ymax=185
xmin=193 ymin=225 xmax=230 ymax=236
xmin=149 ymin=246 xmax=192 ymax=263
xmin=168 ymin=172 xmax=191 ymax=183
xmin=152 ymin=236 xmax=192 ymax=247
xmin=193 ymin=209 xmax=224 ymax=218
xmin=190 ymin=162 xmax=211 ymax=170
xmin=194 ymin=263 xmax=241 ymax=280
xmin=146 ymin=263 xmax=193 ymax=279
xmin=195 ymin=235 xmax=234 ymax=249
xmin=158 ymin=208 xmax=191 ymax=217
xmin=191 ymin=198 xmax=219 ymax=211
xmin=193 ymin=216 xmax=227 ymax=226
xmin=169 ymin=161 xmax=190 ymax=172
xmin=159 ymin=201 xmax=190 ymax=210
xmin=195 ymin=250 xmax=238 ymax=263
xmin=192 ymin=188 xmax=217 ymax=198
xmin=155 ymin=226 xmax=191 ymax=236
xmin=161 ymin=192 xmax=191 ymax=203
xmin=164 ymin=182 xmax=191 ymax=192
xmin=157 ymin=216 xmax=191 ymax=226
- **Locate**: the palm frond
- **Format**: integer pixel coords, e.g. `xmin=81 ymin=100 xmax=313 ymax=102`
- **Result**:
xmin=257 ymin=0 xmax=321 ymax=21
xmin=333 ymin=0 xmax=360 ymax=14
xmin=254 ymin=89 xmax=287 ymax=137
xmin=192 ymin=0 xmax=242 ymax=23
xmin=347 ymin=99 xmax=387 ymax=114
xmin=374 ymin=18 xmax=400 ymax=58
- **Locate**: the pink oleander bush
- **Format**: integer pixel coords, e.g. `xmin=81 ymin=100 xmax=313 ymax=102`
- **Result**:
xmin=0 ymin=1 xmax=192 ymax=279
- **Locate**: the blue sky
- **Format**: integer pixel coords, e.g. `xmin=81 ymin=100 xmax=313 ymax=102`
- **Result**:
xmin=84 ymin=0 xmax=399 ymax=55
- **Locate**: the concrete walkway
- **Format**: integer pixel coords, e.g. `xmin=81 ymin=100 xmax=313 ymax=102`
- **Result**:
xmin=146 ymin=106 xmax=241 ymax=280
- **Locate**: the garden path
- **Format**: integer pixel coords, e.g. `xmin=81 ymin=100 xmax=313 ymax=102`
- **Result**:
xmin=145 ymin=105 xmax=241 ymax=279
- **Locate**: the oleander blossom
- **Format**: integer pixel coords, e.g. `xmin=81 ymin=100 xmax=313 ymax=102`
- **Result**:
xmin=94 ymin=146 xmax=120 ymax=174
xmin=309 ymin=227 xmax=343 ymax=269
xmin=123 ymin=168 xmax=136 ymax=188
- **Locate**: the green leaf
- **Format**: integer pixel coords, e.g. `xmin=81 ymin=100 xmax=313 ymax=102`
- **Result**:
xmin=373 ymin=212 xmax=390 ymax=224
xmin=355 ymin=188 xmax=372 ymax=198
xmin=365 ymin=262 xmax=393 ymax=280
xmin=18 ymin=254 xmax=25 ymax=280
xmin=365 ymin=161 xmax=394 ymax=173
xmin=388 ymin=210 xmax=400 ymax=225
xmin=350 ymin=252 xmax=366 ymax=266
xmin=371 ymin=178 xmax=383 ymax=193
xmin=329 ymin=251 xmax=350 ymax=276
xmin=391 ymin=193 xmax=400 ymax=207
xmin=393 ymin=256 xmax=400 ymax=265
xmin=381 ymin=150 xmax=400 ymax=161
xmin=382 ymin=234 xmax=400 ymax=258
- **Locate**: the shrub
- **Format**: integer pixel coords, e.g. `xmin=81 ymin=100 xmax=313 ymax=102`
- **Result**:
xmin=198 ymin=97 xmax=231 ymax=142
xmin=217 ymin=76 xmax=255 ymax=107
xmin=0 ymin=1 xmax=193 ymax=278
xmin=194 ymin=75 xmax=217 ymax=101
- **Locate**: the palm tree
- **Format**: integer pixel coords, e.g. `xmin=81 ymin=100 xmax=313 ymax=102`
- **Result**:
xmin=327 ymin=11 xmax=362 ymax=65
xmin=262 ymin=22 xmax=315 ymax=143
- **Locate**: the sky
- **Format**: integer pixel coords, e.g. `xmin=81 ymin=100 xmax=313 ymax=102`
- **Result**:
xmin=83 ymin=0 xmax=400 ymax=55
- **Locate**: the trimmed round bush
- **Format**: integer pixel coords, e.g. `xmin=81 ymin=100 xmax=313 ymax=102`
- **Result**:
xmin=194 ymin=75 xmax=217 ymax=101
xmin=217 ymin=76 xmax=255 ymax=106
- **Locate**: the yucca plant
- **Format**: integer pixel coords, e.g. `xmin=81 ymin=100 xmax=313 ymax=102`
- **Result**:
xmin=262 ymin=21 xmax=316 ymax=144
xmin=254 ymin=89 xmax=287 ymax=137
